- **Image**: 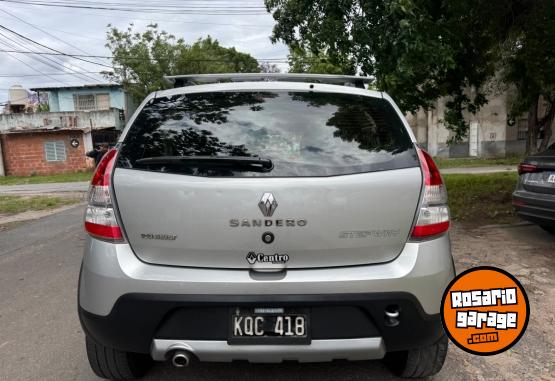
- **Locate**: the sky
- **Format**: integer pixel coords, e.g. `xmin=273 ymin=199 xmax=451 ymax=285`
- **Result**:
xmin=0 ymin=0 xmax=289 ymax=104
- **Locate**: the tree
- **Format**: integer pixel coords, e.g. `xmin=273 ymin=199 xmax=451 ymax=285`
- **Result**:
xmin=105 ymin=24 xmax=260 ymax=102
xmin=288 ymin=47 xmax=355 ymax=75
xmin=265 ymin=0 xmax=555 ymax=153
xmin=501 ymin=2 xmax=555 ymax=153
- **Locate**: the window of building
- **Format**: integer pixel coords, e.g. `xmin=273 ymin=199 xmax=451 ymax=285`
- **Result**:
xmin=74 ymin=94 xmax=96 ymax=111
xmin=95 ymin=93 xmax=110 ymax=110
xmin=73 ymin=93 xmax=110 ymax=111
xmin=44 ymin=141 xmax=67 ymax=162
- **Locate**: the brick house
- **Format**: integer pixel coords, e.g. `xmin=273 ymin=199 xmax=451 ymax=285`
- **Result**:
xmin=0 ymin=127 xmax=93 ymax=176
xmin=0 ymin=83 xmax=134 ymax=177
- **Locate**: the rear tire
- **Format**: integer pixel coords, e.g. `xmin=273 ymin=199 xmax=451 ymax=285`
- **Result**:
xmin=85 ymin=336 xmax=152 ymax=380
xmin=540 ymin=225 xmax=555 ymax=234
xmin=384 ymin=335 xmax=448 ymax=378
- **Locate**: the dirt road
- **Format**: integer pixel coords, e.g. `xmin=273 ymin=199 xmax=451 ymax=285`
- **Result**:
xmin=444 ymin=224 xmax=554 ymax=380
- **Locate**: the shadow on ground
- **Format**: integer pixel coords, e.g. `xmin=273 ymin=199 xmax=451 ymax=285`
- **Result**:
xmin=143 ymin=359 xmax=400 ymax=381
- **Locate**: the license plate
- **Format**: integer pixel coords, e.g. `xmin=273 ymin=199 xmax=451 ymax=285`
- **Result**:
xmin=228 ymin=307 xmax=310 ymax=344
xmin=548 ymin=174 xmax=555 ymax=183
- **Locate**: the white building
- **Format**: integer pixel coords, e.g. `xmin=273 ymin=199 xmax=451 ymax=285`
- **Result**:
xmin=406 ymin=91 xmax=554 ymax=158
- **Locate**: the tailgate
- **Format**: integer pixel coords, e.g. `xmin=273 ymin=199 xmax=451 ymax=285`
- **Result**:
xmin=114 ymin=167 xmax=422 ymax=270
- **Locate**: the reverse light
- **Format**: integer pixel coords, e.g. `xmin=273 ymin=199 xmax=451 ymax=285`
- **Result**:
xmin=84 ymin=149 xmax=123 ymax=241
xmin=517 ymin=163 xmax=538 ymax=175
xmin=411 ymin=148 xmax=450 ymax=239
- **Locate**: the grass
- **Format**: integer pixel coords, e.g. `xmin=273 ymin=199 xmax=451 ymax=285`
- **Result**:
xmin=0 ymin=171 xmax=92 ymax=186
xmin=444 ymin=172 xmax=519 ymax=227
xmin=0 ymin=195 xmax=80 ymax=215
xmin=435 ymin=156 xmax=522 ymax=169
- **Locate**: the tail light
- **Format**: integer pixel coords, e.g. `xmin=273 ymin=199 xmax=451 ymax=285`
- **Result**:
xmin=411 ymin=148 xmax=450 ymax=239
xmin=84 ymin=149 xmax=124 ymax=241
xmin=517 ymin=163 xmax=538 ymax=175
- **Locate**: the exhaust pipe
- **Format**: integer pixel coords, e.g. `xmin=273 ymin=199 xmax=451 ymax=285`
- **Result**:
xmin=171 ymin=350 xmax=192 ymax=368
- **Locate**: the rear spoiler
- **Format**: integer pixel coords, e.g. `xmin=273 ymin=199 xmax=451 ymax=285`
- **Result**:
xmin=164 ymin=73 xmax=372 ymax=89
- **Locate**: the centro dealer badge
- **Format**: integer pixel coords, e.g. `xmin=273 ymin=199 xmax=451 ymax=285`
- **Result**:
xmin=246 ymin=251 xmax=289 ymax=265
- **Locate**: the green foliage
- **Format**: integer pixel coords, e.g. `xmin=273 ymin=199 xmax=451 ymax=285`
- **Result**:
xmin=0 ymin=195 xmax=79 ymax=214
xmin=501 ymin=1 xmax=555 ymax=152
xmin=265 ymin=0 xmax=555 ymax=146
xmin=502 ymin=2 xmax=555 ymax=115
xmin=444 ymin=173 xmax=518 ymax=226
xmin=288 ymin=47 xmax=355 ymax=75
xmin=105 ymin=24 xmax=260 ymax=101
xmin=0 ymin=171 xmax=92 ymax=185
xmin=434 ymin=156 xmax=521 ymax=169
xmin=36 ymin=103 xmax=49 ymax=112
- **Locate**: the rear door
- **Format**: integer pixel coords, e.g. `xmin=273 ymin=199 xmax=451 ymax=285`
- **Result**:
xmin=113 ymin=87 xmax=422 ymax=270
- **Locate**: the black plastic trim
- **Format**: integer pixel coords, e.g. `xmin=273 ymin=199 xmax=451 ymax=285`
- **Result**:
xmin=79 ymin=292 xmax=444 ymax=355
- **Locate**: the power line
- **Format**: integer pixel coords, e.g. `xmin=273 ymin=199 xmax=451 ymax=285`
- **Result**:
xmin=0 ymin=8 xmax=109 ymax=67
xmin=0 ymin=71 xmax=106 ymax=77
xmin=12 ymin=10 xmax=270 ymax=29
xmin=3 ymin=0 xmax=266 ymax=8
xmin=0 ymin=24 xmax=113 ymax=68
xmin=0 ymin=46 xmax=70 ymax=85
xmin=0 ymin=33 xmax=90 ymax=80
xmin=0 ymin=1 xmax=268 ymax=15
xmin=0 ymin=34 xmax=81 ymax=83
xmin=0 ymin=26 xmax=289 ymax=68
xmin=0 ymin=0 xmax=266 ymax=8
xmin=0 ymin=5 xmax=271 ymax=28
xmin=0 ymin=48 xmax=289 ymax=63
xmin=0 ymin=31 xmax=103 ymax=82
xmin=0 ymin=9 xmax=108 ymax=82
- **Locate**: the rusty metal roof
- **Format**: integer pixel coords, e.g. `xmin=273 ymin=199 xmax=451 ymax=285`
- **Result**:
xmin=0 ymin=126 xmax=92 ymax=134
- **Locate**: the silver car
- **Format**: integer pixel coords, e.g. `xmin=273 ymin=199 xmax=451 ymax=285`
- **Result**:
xmin=78 ymin=74 xmax=454 ymax=380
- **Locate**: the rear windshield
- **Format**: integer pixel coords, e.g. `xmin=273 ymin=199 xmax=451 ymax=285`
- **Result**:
xmin=117 ymin=91 xmax=418 ymax=177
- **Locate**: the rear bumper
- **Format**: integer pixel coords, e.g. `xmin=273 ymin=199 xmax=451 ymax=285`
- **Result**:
xmin=79 ymin=292 xmax=444 ymax=357
xmin=78 ymin=234 xmax=454 ymax=358
xmin=513 ymin=190 xmax=555 ymax=227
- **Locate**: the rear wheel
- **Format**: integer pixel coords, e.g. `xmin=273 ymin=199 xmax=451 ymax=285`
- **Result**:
xmin=85 ymin=336 xmax=152 ymax=380
xmin=540 ymin=225 xmax=555 ymax=234
xmin=384 ymin=335 xmax=448 ymax=378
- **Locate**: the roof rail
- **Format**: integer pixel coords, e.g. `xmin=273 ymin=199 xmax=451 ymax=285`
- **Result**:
xmin=164 ymin=73 xmax=372 ymax=89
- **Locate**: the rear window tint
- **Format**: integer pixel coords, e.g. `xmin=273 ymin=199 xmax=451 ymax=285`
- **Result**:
xmin=117 ymin=91 xmax=418 ymax=177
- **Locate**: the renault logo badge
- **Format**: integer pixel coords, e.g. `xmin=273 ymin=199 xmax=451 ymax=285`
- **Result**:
xmin=258 ymin=192 xmax=278 ymax=217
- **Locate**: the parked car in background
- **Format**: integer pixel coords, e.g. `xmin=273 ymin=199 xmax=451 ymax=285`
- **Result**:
xmin=513 ymin=143 xmax=555 ymax=234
